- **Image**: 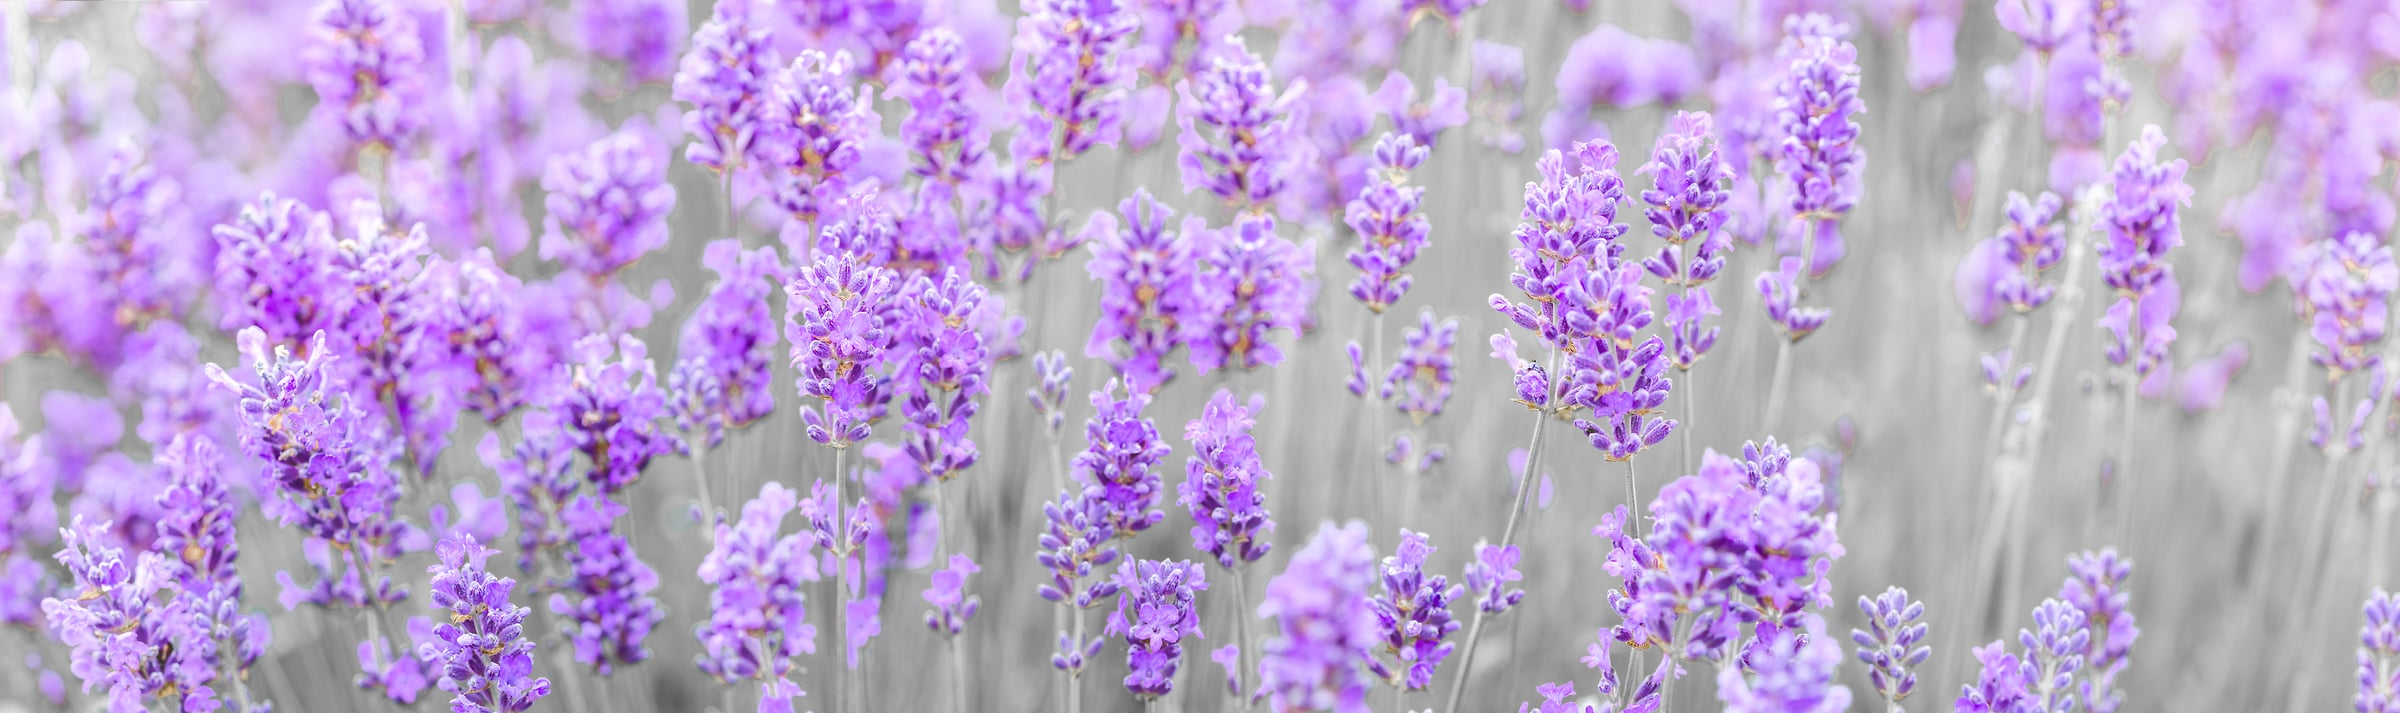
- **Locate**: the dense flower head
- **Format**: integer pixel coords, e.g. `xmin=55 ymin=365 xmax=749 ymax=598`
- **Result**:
xmin=923 ymin=554 xmax=981 ymax=637
xmin=2303 ymin=231 xmax=2398 ymax=378
xmin=2095 ymin=125 xmax=2191 ymax=298
xmin=1760 ymin=256 xmax=1831 ymax=343
xmin=555 ymin=334 xmax=673 ymax=495
xmin=1345 ymin=132 xmax=1432 ymax=313
xmin=304 ymin=0 xmax=425 ymax=151
xmin=1561 ymin=261 xmax=1677 ymax=461
xmin=1716 ymin=613 xmax=1851 ymax=713
xmin=1177 ymin=36 xmax=1308 ymax=211
xmin=674 ymin=240 xmax=786 ymax=448
xmin=1388 ymin=310 xmax=1459 ymax=426
xmin=1492 ymin=141 xmax=1632 ymax=352
xmin=769 ymin=50 xmax=880 ymax=233
xmin=81 ymin=150 xmax=188 ymax=331
xmin=548 ymin=495 xmax=663 ymax=676
xmin=2361 ymin=589 xmax=2400 ymax=713
xmin=2021 ymin=598 xmax=2091 ymax=713
xmin=1037 ymin=488 xmax=1121 ymax=676
xmin=540 ymin=132 xmax=679 ymax=278
xmin=155 ymin=434 xmax=239 ymax=595
xmin=1014 ymin=0 xmax=1138 ymax=161
xmin=897 ymin=29 xmax=988 ymax=194
xmin=1108 ymin=558 xmax=1208 ymax=699
xmin=1851 ymin=586 xmax=1930 ymax=709
xmin=1640 ymin=110 xmax=1733 ymax=288
xmin=1186 ymin=214 xmax=1316 ymax=373
xmin=1084 ymin=188 xmax=1202 ymax=390
xmin=1075 ymin=379 xmax=1172 ymax=539
xmin=439 ymin=250 xmax=553 ymax=424
xmin=1464 ymin=541 xmax=1526 ymax=616
xmin=43 ymin=516 xmax=216 ymax=713
xmin=480 ymin=414 xmax=578 ymax=576
xmin=1995 ymin=191 xmax=2069 ymax=315
xmin=567 ymin=0 xmax=685 ymax=84
xmin=421 ymin=534 xmax=551 ymax=713
xmin=889 ymin=268 xmax=991 ymax=483
xmin=1258 ymin=520 xmax=1380 ymax=713
xmin=1180 ymin=390 xmax=1277 ymax=569
xmin=784 ymin=250 xmax=901 ymax=447
xmin=674 ymin=0 xmax=782 ymax=174
xmin=1773 ymin=15 xmax=1864 ymax=221
xmin=326 ymin=205 xmax=453 ymax=473
xmin=212 ymin=192 xmax=345 ymax=349
xmin=695 ymin=483 xmax=819 ymax=700
xmin=1367 ymin=529 xmax=1461 ymax=691
xmin=2059 ymin=549 xmax=2136 ymax=713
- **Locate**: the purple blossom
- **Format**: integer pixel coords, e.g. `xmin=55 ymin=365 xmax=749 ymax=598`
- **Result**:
xmin=1519 ymin=681 xmax=1610 ymax=713
xmin=1108 ymin=558 xmax=1208 ymax=699
xmin=1851 ymin=586 xmax=1929 ymax=709
xmin=1186 ymin=214 xmax=1316 ymax=373
xmin=1464 ymin=541 xmax=1526 ymax=616
xmin=1562 ymin=260 xmax=1677 ymax=461
xmin=1012 ymin=0 xmax=1137 ymax=161
xmin=1388 ymin=310 xmax=1459 ymax=427
xmin=1083 ymin=188 xmax=1202 ymax=390
xmin=1075 ymin=379 xmax=1172 ymax=539
xmin=1715 ymin=614 xmax=1851 ymax=713
xmin=2361 ymin=589 xmax=2400 ymax=713
xmin=674 ymin=239 xmax=786 ymax=448
xmin=437 ymin=250 xmax=552 ymax=425
xmin=769 ymin=50 xmax=880 ymax=238
xmin=212 ymin=192 xmax=344 ymax=351
xmin=1258 ymin=520 xmax=1380 ymax=713
xmin=540 ymin=132 xmax=679 ymax=278
xmin=1372 ymin=73 xmax=1469 ymax=149
xmin=923 ymin=554 xmax=981 ymax=637
xmin=2095 ymin=125 xmax=2190 ymax=301
xmin=420 ymin=534 xmax=551 ymax=713
xmin=1983 ymin=191 xmax=2069 ymax=321
xmin=1128 ymin=0 xmax=1239 ymax=81
xmin=548 ymin=495 xmax=663 ymax=676
xmin=2021 ymin=599 xmax=2091 ymax=713
xmin=1995 ymin=0 xmax=2084 ymax=56
xmin=785 ymin=250 xmax=900 ymax=447
xmin=695 ymin=483 xmax=819 ymax=703
xmin=1180 ymin=389 xmax=1277 ymax=570
xmin=889 ymin=268 xmax=991 ymax=483
xmin=326 ymin=204 xmax=451 ymax=476
xmin=480 ymin=413 xmax=577 ymax=576
xmin=1639 ymin=111 xmax=1733 ymax=292
xmin=1760 ymin=257 xmax=1831 ymax=343
xmin=564 ymin=0 xmax=684 ymax=85
xmin=43 ymin=516 xmax=215 ymax=713
xmin=1176 ymin=36 xmax=1307 ymax=211
xmin=304 ymin=0 xmax=425 ymax=151
xmin=1346 ymin=132 xmax=1431 ymax=313
xmin=1775 ymin=15 xmax=1864 ymax=224
xmin=1470 ymin=41 xmax=1528 ymax=153
xmin=155 ymin=434 xmax=270 ymax=705
xmin=674 ymin=0 xmax=783 ymax=175
xmin=2303 ymin=231 xmax=2398 ymax=378
xmin=1029 ymin=350 xmax=1076 ymax=438
xmin=1036 ymin=488 xmax=1121 ymax=674
xmin=896 ymin=29 xmax=988 ymax=202
xmin=556 ymin=334 xmax=672 ymax=495
xmin=1955 ymin=640 xmax=2031 ymax=713
xmin=2059 ymin=549 xmax=2136 ymax=713
xmin=1492 ymin=141 xmax=1631 ymax=353
xmin=1368 ymin=529 xmax=1461 ymax=691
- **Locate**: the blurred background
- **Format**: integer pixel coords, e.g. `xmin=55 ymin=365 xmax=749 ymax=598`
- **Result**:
xmin=0 ymin=0 xmax=2386 ymax=712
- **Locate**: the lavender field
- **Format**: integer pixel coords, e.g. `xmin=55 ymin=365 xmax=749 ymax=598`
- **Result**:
xmin=0 ymin=0 xmax=2387 ymax=712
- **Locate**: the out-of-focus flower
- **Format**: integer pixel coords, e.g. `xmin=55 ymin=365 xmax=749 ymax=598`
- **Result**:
xmin=674 ymin=0 xmax=783 ymax=175
xmin=1995 ymin=0 xmax=2083 ymax=56
xmin=1186 ymin=214 xmax=1315 ymax=374
xmin=896 ymin=29 xmax=988 ymax=210
xmin=768 ymin=50 xmax=880 ymax=240
xmin=556 ymin=334 xmax=672 ymax=495
xmin=1470 ymin=41 xmax=1528 ymax=153
xmin=1776 ymin=15 xmax=1864 ymax=225
xmin=540 ymin=132 xmax=679 ymax=279
xmin=2301 ymin=231 xmax=2398 ymax=379
xmin=563 ymin=0 xmax=684 ymax=85
xmin=1176 ymin=36 xmax=1307 ymax=213
xmin=1012 ymin=0 xmax=1137 ymax=162
xmin=304 ymin=0 xmax=425 ymax=152
xmin=673 ymin=240 xmax=785 ymax=449
xmin=548 ymin=495 xmax=663 ymax=676
xmin=437 ymin=249 xmax=553 ymax=424
xmin=1258 ymin=520 xmax=1380 ymax=713
xmin=1760 ymin=257 xmax=1831 ymax=343
xmin=1180 ymin=390 xmax=1276 ymax=570
xmin=2093 ymin=127 xmax=2190 ymax=376
xmin=696 ymin=483 xmax=819 ymax=704
xmin=923 ymin=554 xmax=981 ymax=637
xmin=1084 ymin=188 xmax=1202 ymax=390
xmin=2360 ymin=588 xmax=2400 ymax=713
xmin=1388 ymin=309 xmax=1459 ymax=428
xmin=1108 ymin=558 xmax=1207 ymax=699
xmin=1464 ymin=541 xmax=1526 ymax=617
xmin=1372 ymin=73 xmax=1467 ymax=149
xmin=1036 ymin=488 xmax=1121 ymax=676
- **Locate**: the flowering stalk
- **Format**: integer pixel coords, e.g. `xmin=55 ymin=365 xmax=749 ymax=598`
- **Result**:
xmin=1179 ymin=389 xmax=1276 ymax=704
xmin=1639 ymin=110 xmax=1732 ymax=476
xmin=1759 ymin=15 xmax=1863 ymax=433
xmin=2094 ymin=125 xmax=2189 ymax=544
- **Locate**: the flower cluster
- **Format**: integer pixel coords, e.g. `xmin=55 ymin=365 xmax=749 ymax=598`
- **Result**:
xmin=770 ymin=50 xmax=880 ymax=236
xmin=1562 ymin=259 xmax=1677 ymax=461
xmin=1956 ymin=551 xmax=2139 ymax=713
xmin=304 ymin=0 xmax=425 ymax=151
xmin=440 ymin=250 xmax=552 ymax=424
xmin=1639 ymin=111 xmax=1733 ymax=370
xmin=1345 ymin=132 xmax=1431 ymax=313
xmin=43 ymin=516 xmax=217 ymax=713
xmin=1013 ymin=0 xmax=1138 ymax=162
xmin=672 ymin=239 xmax=786 ymax=448
xmin=923 ymin=554 xmax=982 ymax=637
xmin=1085 ymin=188 xmax=1202 ymax=390
xmin=888 ymin=268 xmax=992 ymax=484
xmin=1187 ymin=214 xmax=1317 ymax=374
xmin=540 ymin=132 xmax=680 ymax=279
xmin=1180 ymin=390 xmax=1277 ymax=570
xmin=555 ymin=334 xmax=673 ymax=495
xmin=156 ymin=434 xmax=271 ymax=712
xmin=421 ymin=535 xmax=551 ymax=713
xmin=1851 ymin=586 xmax=1930 ymax=711
xmin=2301 ymin=231 xmax=2397 ymax=379
xmin=1492 ymin=141 xmax=1633 ymax=357
xmin=1177 ymin=36 xmax=1307 ymax=211
xmin=785 ymin=250 xmax=901 ymax=448
xmin=2060 ymin=549 xmax=2137 ymax=713
xmin=212 ymin=192 xmax=346 ymax=350
xmin=549 ymin=495 xmax=664 ymax=676
xmin=481 ymin=412 xmax=580 ymax=576
xmin=897 ymin=29 xmax=988 ymax=199
xmin=1076 ymin=380 xmax=1172 ymax=539
xmin=2094 ymin=125 xmax=2190 ymax=376
xmin=696 ymin=483 xmax=820 ymax=708
xmin=1388 ymin=310 xmax=1460 ymax=472
xmin=1760 ymin=256 xmax=1832 ymax=343
xmin=1036 ymin=488 xmax=1122 ymax=675
xmin=1258 ymin=521 xmax=1381 ymax=713
xmin=1716 ymin=614 xmax=1851 ymax=713
xmin=1368 ymin=529 xmax=1461 ymax=691
xmin=674 ymin=0 xmax=783 ymax=175
xmin=1108 ymin=558 xmax=1207 ymax=699
xmin=1774 ymin=15 xmax=1863 ymax=222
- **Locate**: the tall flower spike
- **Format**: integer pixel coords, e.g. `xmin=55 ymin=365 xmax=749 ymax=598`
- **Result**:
xmin=1036 ymin=488 xmax=1122 ymax=675
xmin=769 ymin=50 xmax=879 ymax=238
xmin=784 ymin=250 xmax=901 ymax=448
xmin=557 ymin=334 xmax=673 ymax=496
xmin=897 ymin=29 xmax=988 ymax=195
xmin=1180 ymin=389 xmax=1277 ymax=570
xmin=695 ymin=483 xmax=819 ymax=706
xmin=1369 ymin=529 xmax=1461 ymax=691
xmin=1015 ymin=0 xmax=1138 ymax=162
xmin=421 ymin=534 xmax=551 ymax=713
xmin=1491 ymin=140 xmax=1631 ymax=354
xmin=1185 ymin=214 xmax=1316 ymax=374
xmin=674 ymin=0 xmax=783 ymax=175
xmin=674 ymin=239 xmax=786 ymax=449
xmin=1640 ymin=111 xmax=1733 ymax=288
xmin=156 ymin=433 xmax=270 ymax=708
xmin=2302 ymin=231 xmax=2397 ymax=379
xmin=213 ymin=192 xmax=345 ymax=349
xmin=44 ymin=516 xmax=215 ymax=713
xmin=304 ymin=0 xmax=425 ymax=152
xmin=2095 ymin=125 xmax=2189 ymax=299
xmin=2361 ymin=589 xmax=2400 ymax=713
xmin=1346 ymin=132 xmax=1432 ymax=314
xmin=549 ymin=495 xmax=663 ymax=676
xmin=1176 ymin=35 xmax=1308 ymax=212
xmin=1774 ymin=14 xmax=1864 ymax=223
xmin=890 ymin=268 xmax=992 ymax=484
xmin=1076 ymin=379 xmax=1172 ymax=539
xmin=540 ymin=132 xmax=680 ymax=279
xmin=1388 ymin=309 xmax=1459 ymax=427
xmin=1084 ymin=188 xmax=1202 ymax=390
xmin=1109 ymin=558 xmax=1208 ymax=700
xmin=1258 ymin=521 xmax=1380 ymax=713
xmin=1562 ymin=260 xmax=1677 ymax=461
xmin=1994 ymin=190 xmax=2069 ymax=315
xmin=1851 ymin=586 xmax=1930 ymax=710
xmin=2059 ymin=549 xmax=2136 ymax=713
xmin=1029 ymin=350 xmax=1076 ymax=438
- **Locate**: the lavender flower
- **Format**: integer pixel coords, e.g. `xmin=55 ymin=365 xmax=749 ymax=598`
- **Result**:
xmin=212 ymin=192 xmax=344 ymax=350
xmin=1076 ymin=379 xmax=1172 ymax=539
xmin=1181 ymin=390 xmax=1277 ymax=570
xmin=1014 ymin=0 xmax=1138 ymax=162
xmin=1084 ymin=188 xmax=1202 ymax=390
xmin=43 ymin=516 xmax=214 ymax=713
xmin=440 ymin=250 xmax=551 ymax=424
xmin=304 ymin=0 xmax=424 ymax=151
xmin=549 ymin=495 xmax=663 ymax=675
xmin=2022 ymin=599 xmax=2091 ymax=713
xmin=2059 ymin=549 xmax=2136 ymax=713
xmin=421 ymin=534 xmax=551 ymax=713
xmin=674 ymin=0 xmax=782 ymax=175
xmin=1176 ymin=36 xmax=1307 ymax=212
xmin=1518 ymin=681 xmax=1607 ymax=713
xmin=695 ymin=483 xmax=819 ymax=705
xmin=923 ymin=554 xmax=981 ymax=637
xmin=481 ymin=413 xmax=578 ymax=576
xmin=1492 ymin=141 xmax=1630 ymax=354
xmin=898 ymin=29 xmax=987 ymax=197
xmin=1562 ymin=261 xmax=1677 ymax=461
xmin=1389 ymin=309 xmax=1459 ymax=427
xmin=1774 ymin=15 xmax=1864 ymax=223
xmin=1186 ymin=214 xmax=1316 ymax=373
xmin=1716 ymin=613 xmax=1851 ymax=713
xmin=1464 ymin=541 xmax=1526 ymax=616
xmin=1037 ymin=488 xmax=1122 ymax=675
xmin=1030 ymin=350 xmax=1076 ymax=437
xmin=673 ymin=239 xmax=785 ymax=448
xmin=1108 ymin=558 xmax=1208 ymax=700
xmin=1258 ymin=520 xmax=1380 ymax=713
xmin=1640 ymin=111 xmax=1732 ymax=371
xmin=1760 ymin=257 xmax=1831 ymax=343
xmin=784 ymin=250 xmax=901 ymax=448
xmin=1346 ymin=132 xmax=1430 ymax=313
xmin=556 ymin=334 xmax=673 ymax=495
xmin=540 ymin=132 xmax=679 ymax=278
xmin=1995 ymin=0 xmax=2084 ymax=57
xmin=156 ymin=434 xmax=270 ymax=711
xmin=1470 ymin=41 xmax=1528 ymax=153
xmin=1368 ymin=529 xmax=1461 ymax=691
xmin=1994 ymin=191 xmax=2069 ymax=317
xmin=567 ymin=0 xmax=684 ymax=84
xmin=768 ymin=50 xmax=879 ymax=237
xmin=890 ymin=268 xmax=991 ymax=484
xmin=1955 ymin=639 xmax=2032 ymax=713
xmin=2303 ymin=231 xmax=2398 ymax=379
xmin=326 ymin=204 xmax=454 ymax=475
xmin=2095 ymin=126 xmax=2190 ymax=376
xmin=1851 ymin=587 xmax=1929 ymax=710
xmin=2361 ymin=589 xmax=2400 ymax=713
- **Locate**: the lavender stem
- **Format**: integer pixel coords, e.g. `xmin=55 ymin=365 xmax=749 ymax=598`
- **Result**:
xmin=1445 ymin=345 xmax=1565 ymax=713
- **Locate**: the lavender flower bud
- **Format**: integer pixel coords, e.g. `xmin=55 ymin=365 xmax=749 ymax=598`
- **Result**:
xmin=1108 ymin=558 xmax=1207 ymax=699
xmin=1851 ymin=587 xmax=1930 ymax=708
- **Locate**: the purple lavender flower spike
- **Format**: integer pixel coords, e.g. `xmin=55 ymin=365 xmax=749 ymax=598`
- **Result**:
xmin=1108 ymin=558 xmax=1207 ymax=700
xmin=212 ymin=192 xmax=345 ymax=350
xmin=549 ymin=495 xmax=663 ymax=676
xmin=1180 ymin=389 xmax=1277 ymax=570
xmin=1775 ymin=14 xmax=1864 ymax=229
xmin=674 ymin=239 xmax=786 ymax=449
xmin=897 ymin=29 xmax=989 ymax=206
xmin=784 ymin=250 xmax=901 ymax=448
xmin=442 ymin=250 xmax=550 ymax=424
xmin=1187 ymin=214 xmax=1316 ymax=374
xmin=1470 ymin=41 xmax=1528 ymax=154
xmin=567 ymin=0 xmax=684 ymax=85
xmin=1014 ymin=0 xmax=1137 ymax=162
xmin=1030 ymin=350 xmax=1076 ymax=438
xmin=305 ymin=0 xmax=425 ymax=152
xmin=1640 ymin=110 xmax=1733 ymax=288
xmin=1464 ymin=541 xmax=1526 ymax=616
xmin=540 ymin=131 xmax=679 ymax=279
xmin=1389 ymin=309 xmax=1459 ymax=426
xmin=2060 ymin=549 xmax=2136 ymax=713
xmin=43 ymin=516 xmax=215 ymax=713
xmin=1084 ymin=188 xmax=1201 ymax=390
xmin=674 ymin=0 xmax=783 ymax=176
xmin=1176 ymin=36 xmax=1308 ymax=213
xmin=156 ymin=434 xmax=271 ymax=711
xmin=1760 ymin=257 xmax=1831 ymax=343
xmin=1368 ymin=529 xmax=1461 ymax=691
xmin=1036 ymin=488 xmax=1121 ymax=675
xmin=326 ymin=205 xmax=453 ymax=475
xmin=923 ymin=554 xmax=981 ymax=636
xmin=696 ymin=483 xmax=819 ymax=704
xmin=1258 ymin=520 xmax=1380 ymax=713
xmin=2361 ymin=589 xmax=2400 ymax=712
xmin=1492 ymin=141 xmax=1631 ymax=356
xmin=2021 ymin=598 xmax=2091 ymax=713
xmin=768 ymin=50 xmax=880 ymax=241
xmin=1717 ymin=613 xmax=1851 ymax=713
xmin=558 ymin=334 xmax=673 ymax=495
xmin=1851 ymin=586 xmax=1930 ymax=710
xmin=420 ymin=534 xmax=551 ymax=713
xmin=1990 ymin=191 xmax=2068 ymax=316
xmin=1561 ymin=260 xmax=1678 ymax=461
xmin=889 ymin=268 xmax=991 ymax=484
xmin=1346 ymin=132 xmax=1431 ymax=313
xmin=1076 ymin=379 xmax=1172 ymax=539
xmin=2097 ymin=126 xmax=2189 ymax=297
xmin=2303 ymin=231 xmax=2399 ymax=379
xmin=1956 ymin=639 xmax=2031 ymax=713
